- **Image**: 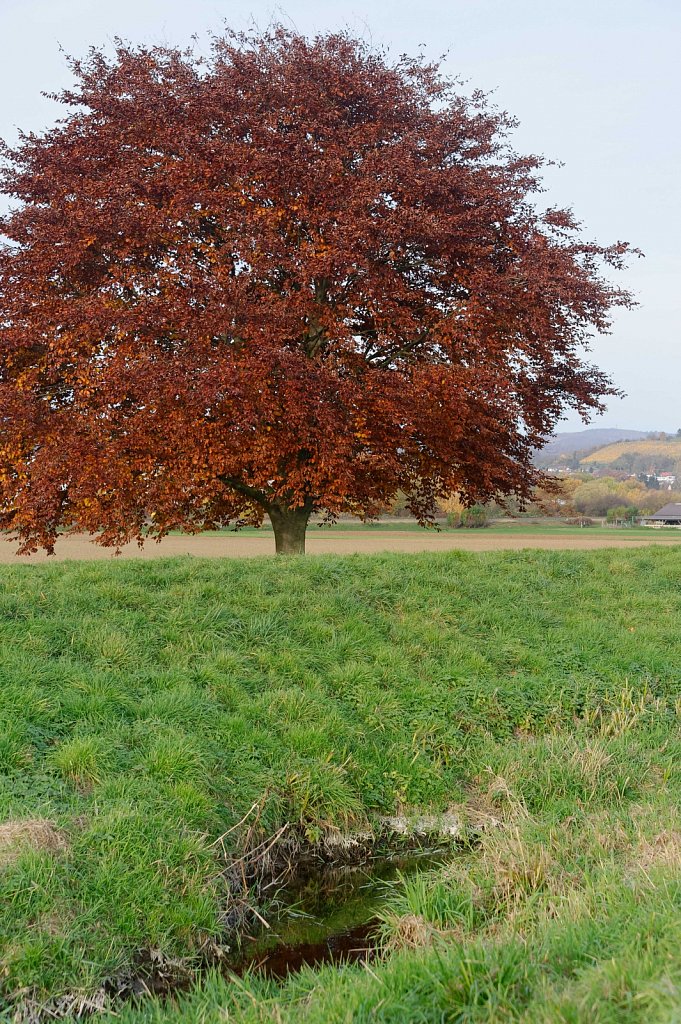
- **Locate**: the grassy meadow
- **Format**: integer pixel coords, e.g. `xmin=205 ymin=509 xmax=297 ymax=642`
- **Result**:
xmin=179 ymin=518 xmax=675 ymax=537
xmin=1 ymin=548 xmax=681 ymax=1021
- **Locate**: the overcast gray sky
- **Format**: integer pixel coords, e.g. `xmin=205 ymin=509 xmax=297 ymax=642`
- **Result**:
xmin=1 ymin=0 xmax=678 ymax=432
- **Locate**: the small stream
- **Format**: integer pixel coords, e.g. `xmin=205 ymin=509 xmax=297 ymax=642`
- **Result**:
xmin=230 ymin=850 xmax=451 ymax=979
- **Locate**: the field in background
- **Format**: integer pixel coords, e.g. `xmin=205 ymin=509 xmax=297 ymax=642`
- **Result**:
xmin=1 ymin=519 xmax=680 ymax=563
xmin=1 ymin=548 xmax=681 ymax=1021
xmin=580 ymin=438 xmax=681 ymax=464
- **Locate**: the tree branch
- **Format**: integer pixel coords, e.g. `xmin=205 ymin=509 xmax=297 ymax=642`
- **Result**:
xmin=219 ymin=476 xmax=271 ymax=509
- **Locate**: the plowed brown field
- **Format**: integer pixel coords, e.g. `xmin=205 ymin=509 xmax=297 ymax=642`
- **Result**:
xmin=1 ymin=529 xmax=680 ymax=563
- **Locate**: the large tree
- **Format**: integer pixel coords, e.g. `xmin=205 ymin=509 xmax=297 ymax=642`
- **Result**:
xmin=0 ymin=29 xmax=635 ymax=554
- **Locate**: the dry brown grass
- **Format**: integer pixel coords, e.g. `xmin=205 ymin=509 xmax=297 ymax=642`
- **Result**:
xmin=580 ymin=685 xmax=666 ymax=739
xmin=635 ymin=831 xmax=681 ymax=873
xmin=0 ymin=819 xmax=66 ymax=867
xmin=382 ymin=913 xmax=440 ymax=952
xmin=482 ymin=770 xmax=531 ymax=821
xmin=481 ymin=827 xmax=552 ymax=907
xmin=462 ymin=787 xmax=505 ymax=832
xmin=572 ymin=810 xmax=631 ymax=858
xmin=567 ymin=738 xmax=613 ymax=779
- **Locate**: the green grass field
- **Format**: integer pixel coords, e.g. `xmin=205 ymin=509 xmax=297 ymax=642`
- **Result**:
xmin=180 ymin=518 xmax=677 ymax=538
xmin=1 ymin=548 xmax=681 ymax=1021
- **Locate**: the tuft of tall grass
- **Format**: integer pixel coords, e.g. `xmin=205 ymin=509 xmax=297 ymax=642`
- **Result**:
xmin=49 ymin=735 xmax=114 ymax=786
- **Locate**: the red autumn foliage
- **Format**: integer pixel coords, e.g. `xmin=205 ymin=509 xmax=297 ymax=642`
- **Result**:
xmin=0 ymin=28 xmax=636 ymax=554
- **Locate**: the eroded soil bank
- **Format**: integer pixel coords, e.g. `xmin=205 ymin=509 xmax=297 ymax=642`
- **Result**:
xmin=76 ymin=833 xmax=464 ymax=1018
xmin=231 ymin=849 xmax=455 ymax=979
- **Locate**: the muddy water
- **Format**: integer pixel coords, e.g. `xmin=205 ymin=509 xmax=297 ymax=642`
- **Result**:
xmin=231 ymin=851 xmax=450 ymax=979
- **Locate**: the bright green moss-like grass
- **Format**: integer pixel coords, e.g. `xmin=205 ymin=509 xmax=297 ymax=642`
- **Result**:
xmin=0 ymin=548 xmax=680 ymax=1018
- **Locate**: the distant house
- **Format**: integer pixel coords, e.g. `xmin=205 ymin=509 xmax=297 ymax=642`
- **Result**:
xmin=640 ymin=502 xmax=681 ymax=528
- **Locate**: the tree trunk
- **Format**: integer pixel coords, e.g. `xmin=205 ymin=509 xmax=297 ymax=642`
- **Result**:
xmin=267 ymin=505 xmax=311 ymax=555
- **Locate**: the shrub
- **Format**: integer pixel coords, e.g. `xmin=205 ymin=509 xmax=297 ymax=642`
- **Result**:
xmin=438 ymin=493 xmax=464 ymax=527
xmin=606 ymin=505 xmax=638 ymax=523
xmin=460 ymin=504 xmax=489 ymax=529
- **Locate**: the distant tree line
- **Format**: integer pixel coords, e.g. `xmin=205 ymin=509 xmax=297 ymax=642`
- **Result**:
xmin=384 ymin=474 xmax=680 ymax=524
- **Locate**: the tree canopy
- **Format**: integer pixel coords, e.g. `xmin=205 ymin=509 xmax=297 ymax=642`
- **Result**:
xmin=0 ymin=28 xmax=636 ymax=553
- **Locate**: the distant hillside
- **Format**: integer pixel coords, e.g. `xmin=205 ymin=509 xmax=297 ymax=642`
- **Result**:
xmin=534 ymin=428 xmax=649 ymax=465
xmin=581 ymin=438 xmax=681 ymax=468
